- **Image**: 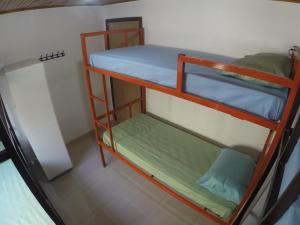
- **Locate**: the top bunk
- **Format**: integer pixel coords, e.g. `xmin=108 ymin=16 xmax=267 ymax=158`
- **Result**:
xmin=81 ymin=29 xmax=300 ymax=130
xmin=90 ymin=45 xmax=288 ymax=121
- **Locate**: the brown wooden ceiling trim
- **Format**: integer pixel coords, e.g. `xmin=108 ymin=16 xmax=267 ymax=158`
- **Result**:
xmin=0 ymin=0 xmax=137 ymax=15
xmin=274 ymin=0 xmax=300 ymax=3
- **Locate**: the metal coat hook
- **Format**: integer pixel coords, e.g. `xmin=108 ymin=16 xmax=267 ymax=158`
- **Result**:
xmin=39 ymin=50 xmax=65 ymax=62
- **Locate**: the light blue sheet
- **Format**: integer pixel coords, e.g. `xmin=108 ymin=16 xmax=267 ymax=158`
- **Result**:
xmin=275 ymin=139 xmax=300 ymax=225
xmin=0 ymin=160 xmax=55 ymax=225
xmin=90 ymin=45 xmax=288 ymax=121
xmin=0 ymin=141 xmax=4 ymax=152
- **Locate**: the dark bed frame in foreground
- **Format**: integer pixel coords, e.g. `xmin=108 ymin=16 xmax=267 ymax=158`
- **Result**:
xmin=0 ymin=97 xmax=64 ymax=225
xmin=80 ymin=28 xmax=300 ymax=225
xmin=260 ymin=113 xmax=300 ymax=225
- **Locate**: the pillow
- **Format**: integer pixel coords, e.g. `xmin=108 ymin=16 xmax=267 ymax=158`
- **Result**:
xmin=222 ymin=53 xmax=292 ymax=88
xmin=197 ymin=148 xmax=255 ymax=204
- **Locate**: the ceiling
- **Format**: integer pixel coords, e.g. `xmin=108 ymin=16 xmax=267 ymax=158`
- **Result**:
xmin=0 ymin=0 xmax=137 ymax=14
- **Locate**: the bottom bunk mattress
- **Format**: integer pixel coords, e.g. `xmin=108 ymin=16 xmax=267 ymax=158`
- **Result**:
xmin=103 ymin=113 xmax=237 ymax=218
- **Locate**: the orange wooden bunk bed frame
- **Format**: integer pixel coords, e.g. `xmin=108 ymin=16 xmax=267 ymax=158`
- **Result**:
xmin=80 ymin=28 xmax=300 ymax=225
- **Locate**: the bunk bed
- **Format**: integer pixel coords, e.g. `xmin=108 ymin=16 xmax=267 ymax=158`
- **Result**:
xmin=80 ymin=28 xmax=300 ymax=225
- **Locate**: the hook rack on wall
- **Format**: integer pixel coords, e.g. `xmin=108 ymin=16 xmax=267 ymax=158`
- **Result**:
xmin=39 ymin=50 xmax=65 ymax=62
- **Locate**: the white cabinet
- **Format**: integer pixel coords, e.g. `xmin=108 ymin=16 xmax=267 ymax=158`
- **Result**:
xmin=0 ymin=59 xmax=72 ymax=180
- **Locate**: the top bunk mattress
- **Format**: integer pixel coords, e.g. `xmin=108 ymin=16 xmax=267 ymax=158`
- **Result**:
xmin=90 ymin=45 xmax=288 ymax=121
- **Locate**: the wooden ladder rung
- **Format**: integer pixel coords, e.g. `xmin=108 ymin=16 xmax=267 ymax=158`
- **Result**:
xmin=90 ymin=95 xmax=105 ymax=103
xmin=94 ymin=120 xmax=108 ymax=129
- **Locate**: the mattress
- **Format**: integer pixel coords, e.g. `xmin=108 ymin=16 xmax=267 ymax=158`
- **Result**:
xmin=103 ymin=113 xmax=237 ymax=218
xmin=0 ymin=159 xmax=55 ymax=225
xmin=90 ymin=45 xmax=288 ymax=121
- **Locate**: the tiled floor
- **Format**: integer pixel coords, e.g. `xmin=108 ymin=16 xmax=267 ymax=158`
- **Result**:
xmin=40 ymin=133 xmax=254 ymax=225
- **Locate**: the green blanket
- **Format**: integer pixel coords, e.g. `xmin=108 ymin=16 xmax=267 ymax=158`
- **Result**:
xmin=103 ymin=113 xmax=236 ymax=218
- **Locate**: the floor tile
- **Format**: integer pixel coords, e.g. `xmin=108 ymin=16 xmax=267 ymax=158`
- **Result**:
xmin=139 ymin=206 xmax=189 ymax=225
xmin=193 ymin=215 xmax=219 ymax=225
xmin=86 ymin=210 xmax=117 ymax=225
xmin=125 ymin=172 xmax=168 ymax=203
xmin=110 ymin=161 xmax=167 ymax=203
xmin=102 ymin=198 xmax=145 ymax=225
xmin=162 ymin=196 xmax=199 ymax=224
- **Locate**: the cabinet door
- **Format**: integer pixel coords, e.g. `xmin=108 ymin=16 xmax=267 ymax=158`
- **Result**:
xmin=3 ymin=61 xmax=72 ymax=180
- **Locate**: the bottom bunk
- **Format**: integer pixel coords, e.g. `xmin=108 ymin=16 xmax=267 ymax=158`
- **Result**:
xmin=102 ymin=113 xmax=252 ymax=219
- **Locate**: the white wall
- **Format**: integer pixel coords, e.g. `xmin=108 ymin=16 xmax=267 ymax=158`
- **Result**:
xmin=1 ymin=1 xmax=299 ymax=148
xmin=103 ymin=0 xmax=300 ymax=56
xmin=0 ymin=6 xmax=106 ymax=143
xmin=102 ymin=0 xmax=300 ymax=152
